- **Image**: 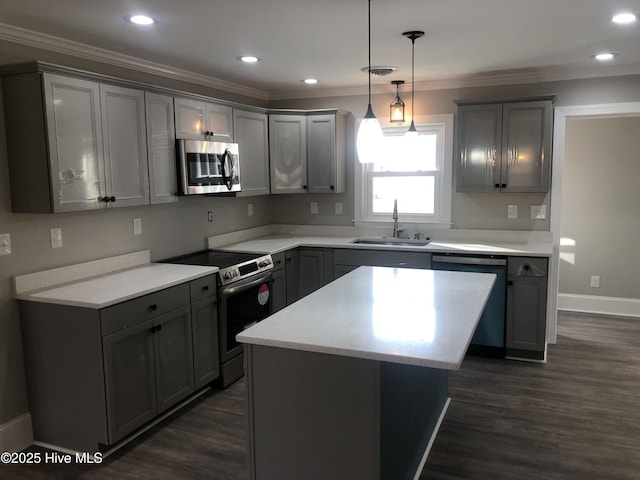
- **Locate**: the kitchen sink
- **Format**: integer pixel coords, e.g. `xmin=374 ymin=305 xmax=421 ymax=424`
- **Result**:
xmin=351 ymin=237 xmax=431 ymax=246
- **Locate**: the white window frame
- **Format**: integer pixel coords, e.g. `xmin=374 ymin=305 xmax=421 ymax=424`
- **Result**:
xmin=354 ymin=114 xmax=454 ymax=228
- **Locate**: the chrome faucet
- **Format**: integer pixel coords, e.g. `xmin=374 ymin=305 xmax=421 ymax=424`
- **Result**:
xmin=392 ymin=199 xmax=404 ymax=238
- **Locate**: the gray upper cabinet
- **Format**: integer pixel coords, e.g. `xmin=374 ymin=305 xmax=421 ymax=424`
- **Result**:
xmin=146 ymin=92 xmax=178 ymax=204
xmin=307 ymin=112 xmax=347 ymax=193
xmin=174 ymin=97 xmax=234 ymax=141
xmin=269 ymin=114 xmax=308 ymax=194
xmin=269 ymin=110 xmax=347 ymax=194
xmin=2 ymin=70 xmax=149 ymax=212
xmin=456 ymin=99 xmax=553 ymax=193
xmin=233 ymin=109 xmax=270 ymax=196
xmin=100 ymin=84 xmax=150 ymax=207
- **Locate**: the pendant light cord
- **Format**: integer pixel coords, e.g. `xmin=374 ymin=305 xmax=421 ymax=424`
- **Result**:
xmin=367 ymin=0 xmax=372 ymax=106
xmin=411 ymin=36 xmax=415 ymax=122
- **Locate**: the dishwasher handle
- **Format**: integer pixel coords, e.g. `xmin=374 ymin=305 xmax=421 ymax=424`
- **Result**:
xmin=432 ymin=255 xmax=507 ymax=267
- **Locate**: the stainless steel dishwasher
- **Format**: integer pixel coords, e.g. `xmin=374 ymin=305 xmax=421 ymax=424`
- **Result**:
xmin=431 ymin=254 xmax=507 ymax=352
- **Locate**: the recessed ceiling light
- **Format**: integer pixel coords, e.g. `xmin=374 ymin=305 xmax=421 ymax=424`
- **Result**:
xmin=238 ymin=56 xmax=260 ymax=63
xmin=593 ymin=52 xmax=618 ymax=61
xmin=303 ymin=78 xmax=318 ymax=85
xmin=612 ymin=12 xmax=637 ymax=24
xmin=129 ymin=15 xmax=154 ymax=25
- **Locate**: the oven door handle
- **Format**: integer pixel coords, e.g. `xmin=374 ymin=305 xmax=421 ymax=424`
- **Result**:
xmin=221 ymin=273 xmax=271 ymax=296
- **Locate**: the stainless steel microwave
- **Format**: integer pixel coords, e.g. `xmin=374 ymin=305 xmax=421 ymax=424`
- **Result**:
xmin=177 ymin=139 xmax=241 ymax=195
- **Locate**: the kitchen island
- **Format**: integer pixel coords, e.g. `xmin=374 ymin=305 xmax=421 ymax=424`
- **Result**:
xmin=237 ymin=266 xmax=496 ymax=480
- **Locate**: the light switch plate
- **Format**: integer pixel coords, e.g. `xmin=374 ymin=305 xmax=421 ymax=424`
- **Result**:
xmin=310 ymin=202 xmax=318 ymax=214
xmin=248 ymin=203 xmax=254 ymax=217
xmin=0 ymin=233 xmax=11 ymax=256
xmin=133 ymin=218 xmax=142 ymax=236
xmin=507 ymin=205 xmax=518 ymax=219
xmin=50 ymin=228 xmax=63 ymax=249
xmin=335 ymin=202 xmax=343 ymax=215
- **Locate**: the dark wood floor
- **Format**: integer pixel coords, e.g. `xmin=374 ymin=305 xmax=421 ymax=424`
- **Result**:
xmin=3 ymin=312 xmax=639 ymax=480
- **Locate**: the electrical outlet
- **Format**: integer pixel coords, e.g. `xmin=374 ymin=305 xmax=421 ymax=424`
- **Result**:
xmin=50 ymin=228 xmax=63 ymax=249
xmin=335 ymin=202 xmax=343 ymax=215
xmin=507 ymin=205 xmax=518 ymax=219
xmin=133 ymin=218 xmax=142 ymax=236
xmin=590 ymin=275 xmax=600 ymax=288
xmin=310 ymin=202 xmax=318 ymax=214
xmin=531 ymin=205 xmax=547 ymax=219
xmin=0 ymin=233 xmax=11 ymax=256
xmin=207 ymin=211 xmax=213 ymax=222
xmin=248 ymin=203 xmax=254 ymax=217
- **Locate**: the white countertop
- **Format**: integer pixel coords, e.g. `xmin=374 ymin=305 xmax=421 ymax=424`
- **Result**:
xmin=16 ymin=263 xmax=218 ymax=309
xmin=237 ymin=266 xmax=496 ymax=370
xmin=214 ymin=233 xmax=553 ymax=257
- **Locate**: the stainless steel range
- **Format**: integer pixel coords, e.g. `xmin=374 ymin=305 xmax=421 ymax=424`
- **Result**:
xmin=165 ymin=250 xmax=274 ymax=388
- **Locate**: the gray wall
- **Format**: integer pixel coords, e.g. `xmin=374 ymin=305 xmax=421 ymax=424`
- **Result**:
xmin=559 ymin=116 xmax=640 ymax=298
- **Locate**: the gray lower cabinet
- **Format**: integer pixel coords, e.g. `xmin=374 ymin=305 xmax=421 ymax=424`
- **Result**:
xmin=271 ymin=252 xmax=287 ymax=313
xmin=20 ymin=275 xmax=218 ymax=452
xmin=285 ymin=250 xmax=301 ymax=304
xmin=103 ymin=305 xmax=193 ymax=442
xmin=506 ymin=257 xmax=548 ymax=360
xmin=298 ymin=248 xmax=334 ymax=298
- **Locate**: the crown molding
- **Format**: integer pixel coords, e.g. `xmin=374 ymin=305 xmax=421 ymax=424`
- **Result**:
xmin=0 ymin=22 xmax=270 ymax=101
xmin=269 ymin=63 xmax=640 ymax=101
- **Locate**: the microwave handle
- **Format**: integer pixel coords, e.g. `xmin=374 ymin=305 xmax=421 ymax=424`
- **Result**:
xmin=221 ymin=149 xmax=234 ymax=190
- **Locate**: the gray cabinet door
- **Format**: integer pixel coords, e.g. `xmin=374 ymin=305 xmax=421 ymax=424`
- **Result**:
xmin=174 ymin=97 xmax=233 ymax=141
xmin=234 ymin=109 xmax=270 ymax=196
xmin=103 ymin=319 xmax=157 ymax=443
xmin=506 ymin=257 xmax=548 ymax=356
xmin=307 ymin=114 xmax=336 ymax=193
xmin=285 ymin=250 xmax=300 ymax=304
xmin=456 ymin=103 xmax=502 ymax=192
xmin=100 ymin=84 xmax=149 ymax=207
xmin=271 ymin=267 xmax=287 ymax=313
xmin=153 ymin=306 xmax=195 ymax=413
xmin=269 ymin=115 xmax=307 ymax=194
xmin=146 ymin=92 xmax=178 ymax=204
xmin=43 ymin=73 xmax=106 ymax=211
xmin=191 ymin=296 xmax=220 ymax=389
xmin=299 ymin=249 xmax=326 ymax=298
xmin=501 ymin=101 xmax=552 ymax=192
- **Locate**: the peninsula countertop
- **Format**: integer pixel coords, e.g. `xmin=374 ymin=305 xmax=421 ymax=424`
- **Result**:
xmin=237 ymin=266 xmax=496 ymax=370
xmin=15 ymin=261 xmax=218 ymax=309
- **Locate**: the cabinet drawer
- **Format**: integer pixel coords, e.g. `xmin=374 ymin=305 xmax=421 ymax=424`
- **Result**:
xmin=101 ymin=283 xmax=190 ymax=336
xmin=271 ymin=252 xmax=286 ymax=271
xmin=507 ymin=257 xmax=548 ymax=276
xmin=189 ymin=274 xmax=217 ymax=303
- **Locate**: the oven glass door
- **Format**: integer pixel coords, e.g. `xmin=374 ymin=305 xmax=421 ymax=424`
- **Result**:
xmin=220 ymin=273 xmax=272 ymax=361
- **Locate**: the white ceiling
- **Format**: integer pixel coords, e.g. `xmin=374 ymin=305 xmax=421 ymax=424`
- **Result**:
xmin=0 ymin=0 xmax=639 ymax=100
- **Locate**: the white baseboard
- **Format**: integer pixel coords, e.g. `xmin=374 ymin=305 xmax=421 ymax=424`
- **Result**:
xmin=0 ymin=413 xmax=33 ymax=453
xmin=558 ymin=293 xmax=640 ymax=318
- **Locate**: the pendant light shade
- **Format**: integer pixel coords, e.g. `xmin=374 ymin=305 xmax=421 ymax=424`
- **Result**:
xmin=403 ymin=31 xmax=424 ymax=138
xmin=389 ymin=80 xmax=405 ymax=123
xmin=357 ymin=0 xmax=383 ymax=164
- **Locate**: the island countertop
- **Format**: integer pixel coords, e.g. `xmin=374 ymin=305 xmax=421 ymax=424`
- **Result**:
xmin=237 ymin=266 xmax=496 ymax=370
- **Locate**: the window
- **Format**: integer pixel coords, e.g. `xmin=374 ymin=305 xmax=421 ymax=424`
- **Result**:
xmin=355 ymin=114 xmax=454 ymax=227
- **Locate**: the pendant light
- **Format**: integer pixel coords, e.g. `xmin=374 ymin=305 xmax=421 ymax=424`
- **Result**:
xmin=389 ymin=80 xmax=405 ymax=123
xmin=403 ymin=31 xmax=424 ymax=137
xmin=356 ymin=0 xmax=384 ymax=164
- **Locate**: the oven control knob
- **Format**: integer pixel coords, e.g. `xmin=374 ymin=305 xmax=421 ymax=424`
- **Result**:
xmin=258 ymin=259 xmax=271 ymax=267
xmin=224 ymin=271 xmax=234 ymax=280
